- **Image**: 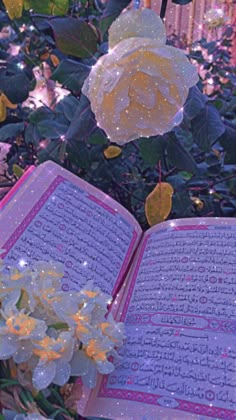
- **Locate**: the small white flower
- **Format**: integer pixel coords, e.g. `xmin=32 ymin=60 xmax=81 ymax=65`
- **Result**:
xmin=32 ymin=331 xmax=75 ymax=390
xmin=0 ymin=308 xmax=47 ymax=363
xmin=97 ymin=313 xmax=125 ymax=347
xmin=2 ymin=410 xmax=52 ymax=420
xmin=31 ymin=261 xmax=78 ymax=319
xmin=0 ymin=264 xmax=35 ymax=311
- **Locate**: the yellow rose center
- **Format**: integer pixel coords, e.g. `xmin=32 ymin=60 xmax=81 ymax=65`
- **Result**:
xmin=6 ymin=313 xmax=37 ymax=336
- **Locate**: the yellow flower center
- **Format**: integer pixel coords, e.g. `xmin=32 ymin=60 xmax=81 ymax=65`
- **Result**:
xmin=6 ymin=313 xmax=37 ymax=336
xmin=0 ymin=284 xmax=14 ymax=293
xmin=100 ymin=322 xmax=110 ymax=333
xmin=71 ymin=312 xmax=90 ymax=334
xmin=39 ymin=270 xmax=62 ymax=279
xmin=83 ymin=290 xmax=98 ymax=298
xmin=99 ymin=322 xmax=118 ymax=343
xmin=10 ymin=272 xmax=24 ymax=281
xmin=33 ymin=336 xmax=63 ymax=362
xmin=41 ymin=287 xmax=61 ymax=304
xmin=86 ymin=339 xmax=107 ymax=362
xmin=47 ymin=270 xmax=61 ymax=277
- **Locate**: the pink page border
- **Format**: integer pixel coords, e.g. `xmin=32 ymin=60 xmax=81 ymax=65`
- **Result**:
xmin=2 ymin=175 xmax=137 ymax=297
xmin=0 ymin=165 xmax=35 ymax=211
xmin=98 ymin=226 xmax=236 ymax=419
xmin=99 ymin=378 xmax=235 ymax=420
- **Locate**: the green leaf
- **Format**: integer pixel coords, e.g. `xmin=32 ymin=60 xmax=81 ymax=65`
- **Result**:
xmin=0 ymin=122 xmax=24 ymax=141
xmin=173 ymin=127 xmax=194 ymax=152
xmin=51 ymin=59 xmax=90 ymax=92
xmin=35 ymin=391 xmax=55 ymax=413
xmin=24 ymin=0 xmax=69 ymax=15
xmin=89 ymin=128 xmax=108 ymax=145
xmin=13 ymin=164 xmax=24 ymax=178
xmin=55 ymin=96 xmax=79 ymax=122
xmin=0 ymin=65 xmax=34 ymax=103
xmin=167 ymin=134 xmax=197 ymax=174
xmin=16 ymin=289 xmax=24 ymax=309
xmin=38 ymin=140 xmax=61 ymax=163
xmin=67 ymin=142 xmax=90 ymax=169
xmin=66 ymin=94 xmax=97 ymax=145
xmin=191 ymin=105 xmax=225 ymax=151
xmin=184 ymin=86 xmax=207 ymax=120
xmin=29 ymin=107 xmax=54 ymax=124
xmin=99 ymin=0 xmax=132 ymax=36
xmin=172 ymin=190 xmax=194 ymax=218
xmin=25 ymin=124 xmax=41 ymax=146
xmin=48 ymin=322 xmax=68 ymax=330
xmin=219 ymin=126 xmax=236 ymax=164
xmin=138 ymin=136 xmax=166 ymax=166
xmin=49 ymin=18 xmax=98 ymax=58
xmin=0 ymin=380 xmax=19 ymax=389
xmin=37 ymin=120 xmax=68 ymax=139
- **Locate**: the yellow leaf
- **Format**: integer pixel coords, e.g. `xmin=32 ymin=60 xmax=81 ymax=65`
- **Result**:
xmin=0 ymin=98 xmax=7 ymax=123
xmin=212 ymin=148 xmax=221 ymax=159
xmin=2 ymin=0 xmax=23 ymax=19
xmin=1 ymin=93 xmax=17 ymax=109
xmin=13 ymin=164 xmax=24 ymax=179
xmin=145 ymin=182 xmax=174 ymax=226
xmin=50 ymin=54 xmax=60 ymax=67
xmin=40 ymin=52 xmax=50 ymax=61
xmin=191 ymin=196 xmax=204 ymax=210
xmin=104 ymin=145 xmax=122 ymax=159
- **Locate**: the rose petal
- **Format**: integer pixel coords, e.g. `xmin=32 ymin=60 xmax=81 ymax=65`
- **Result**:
xmin=109 ymin=9 xmax=166 ymax=49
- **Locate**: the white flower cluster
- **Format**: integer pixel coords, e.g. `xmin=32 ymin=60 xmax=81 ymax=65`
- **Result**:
xmin=0 ymin=253 xmax=125 ymax=390
xmin=3 ymin=410 xmax=50 ymax=420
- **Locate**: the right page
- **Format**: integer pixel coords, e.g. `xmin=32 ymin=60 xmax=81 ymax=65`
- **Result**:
xmin=85 ymin=218 xmax=236 ymax=420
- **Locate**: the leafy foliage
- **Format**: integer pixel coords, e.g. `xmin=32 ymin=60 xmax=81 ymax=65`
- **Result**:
xmin=0 ymin=0 xmax=235 ymax=230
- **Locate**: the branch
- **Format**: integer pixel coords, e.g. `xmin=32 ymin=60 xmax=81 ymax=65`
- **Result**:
xmin=160 ymin=0 xmax=168 ymax=20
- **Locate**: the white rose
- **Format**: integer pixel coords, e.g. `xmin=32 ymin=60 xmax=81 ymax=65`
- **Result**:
xmin=82 ymin=9 xmax=198 ymax=145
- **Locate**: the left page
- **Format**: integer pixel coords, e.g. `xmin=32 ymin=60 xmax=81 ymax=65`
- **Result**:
xmin=0 ymin=160 xmax=142 ymax=296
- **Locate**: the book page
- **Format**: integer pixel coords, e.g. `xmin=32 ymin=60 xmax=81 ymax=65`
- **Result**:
xmin=85 ymin=218 xmax=236 ymax=420
xmin=0 ymin=161 xmax=142 ymax=296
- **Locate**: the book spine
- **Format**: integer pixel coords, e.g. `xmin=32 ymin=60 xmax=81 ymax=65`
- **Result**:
xmin=0 ymin=165 xmax=35 ymax=211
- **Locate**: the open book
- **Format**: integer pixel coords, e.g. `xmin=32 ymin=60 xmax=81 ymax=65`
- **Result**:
xmin=0 ymin=161 xmax=235 ymax=420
